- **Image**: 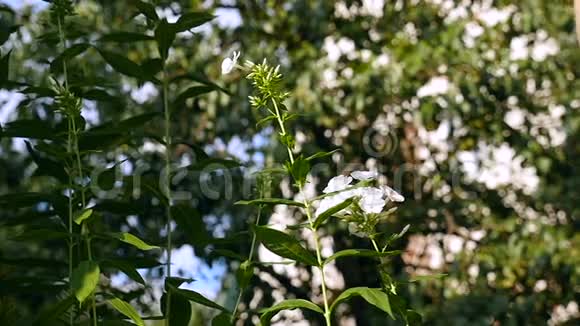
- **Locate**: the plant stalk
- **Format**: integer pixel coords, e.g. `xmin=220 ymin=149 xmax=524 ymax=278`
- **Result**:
xmin=162 ymin=67 xmax=173 ymax=326
xmin=272 ymin=99 xmax=332 ymax=326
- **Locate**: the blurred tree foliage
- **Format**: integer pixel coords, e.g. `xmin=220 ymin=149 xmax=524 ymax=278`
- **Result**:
xmin=0 ymin=0 xmax=579 ymax=325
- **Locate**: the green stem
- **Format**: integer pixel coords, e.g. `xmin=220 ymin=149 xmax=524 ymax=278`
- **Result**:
xmin=58 ymin=14 xmax=89 ymax=326
xmin=71 ymin=110 xmax=97 ymax=326
xmin=371 ymin=238 xmax=381 ymax=253
xmin=272 ymin=98 xmax=331 ymax=325
xmin=231 ymin=201 xmax=263 ymax=321
xmin=272 ymin=100 xmax=294 ymax=164
xmin=162 ymin=67 xmax=173 ymax=326
xmin=66 ymin=118 xmax=74 ymax=326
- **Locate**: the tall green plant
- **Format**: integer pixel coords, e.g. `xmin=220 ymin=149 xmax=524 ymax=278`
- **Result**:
xmin=225 ymin=57 xmax=421 ymax=324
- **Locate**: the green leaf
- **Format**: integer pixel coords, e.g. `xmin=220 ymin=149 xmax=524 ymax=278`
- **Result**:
xmin=187 ymin=158 xmax=242 ymax=172
xmin=50 ymin=43 xmax=91 ymax=73
xmin=97 ymin=48 xmax=147 ymax=79
xmin=408 ymin=273 xmax=446 ymax=282
xmin=110 ymin=232 xmax=160 ymax=250
xmin=174 ymin=85 xmax=216 ymax=106
xmin=212 ymin=312 xmax=232 ymax=326
xmin=285 ymin=156 xmax=310 ymax=187
xmin=80 ymin=88 xmax=118 ymax=102
xmin=24 ymin=140 xmax=68 ymax=183
xmin=256 ymin=115 xmax=277 ymax=128
xmin=323 ymin=249 xmax=401 ymax=266
xmin=170 ymin=73 xmax=231 ymax=95
xmin=0 ymin=50 xmax=11 ymax=84
xmin=312 ymin=197 xmax=354 ymax=229
xmin=12 ymin=228 xmax=69 ymax=242
xmin=71 ymin=261 xmax=100 ymax=304
xmin=167 ymin=283 xmax=228 ymax=311
xmin=235 ymin=198 xmax=305 ymax=208
xmin=33 ymin=295 xmax=75 ymax=325
xmin=155 ymin=18 xmax=175 ymax=60
xmin=102 ymin=260 xmax=145 ymax=285
xmin=330 ymin=287 xmax=394 ymax=319
xmin=306 ymin=149 xmax=340 ymax=161
xmin=386 ymin=224 xmax=410 ymax=243
xmin=73 ymin=208 xmax=94 ymax=225
xmin=0 ymin=192 xmax=67 ymax=210
xmin=0 ymin=119 xmax=62 ymax=140
xmin=259 ymin=299 xmax=323 ymax=326
xmin=0 ymin=24 xmax=19 ymax=47
xmin=134 ymin=1 xmax=159 ymax=21
xmin=254 ymin=226 xmax=318 ymax=266
xmin=108 ymin=298 xmax=145 ymax=326
xmin=172 ymin=205 xmax=209 ymax=247
xmin=235 ymin=260 xmax=254 ymax=290
xmin=173 ymin=12 xmax=215 ymax=32
xmin=141 ymin=58 xmax=163 ymax=77
xmin=165 ymin=276 xmax=194 ymax=288
xmin=161 ymin=291 xmax=191 ymax=326
xmin=99 ymin=32 xmax=154 ymax=43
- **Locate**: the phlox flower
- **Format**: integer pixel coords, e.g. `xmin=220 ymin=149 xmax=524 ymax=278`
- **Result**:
xmin=351 ymin=170 xmax=378 ymax=181
xmin=221 ymin=51 xmax=241 ymax=75
xmin=323 ymin=175 xmax=353 ymax=193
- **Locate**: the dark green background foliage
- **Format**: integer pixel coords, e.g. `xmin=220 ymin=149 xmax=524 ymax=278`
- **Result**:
xmin=0 ymin=0 xmax=578 ymax=325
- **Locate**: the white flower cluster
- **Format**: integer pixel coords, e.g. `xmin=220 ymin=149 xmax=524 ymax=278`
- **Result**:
xmin=457 ymin=142 xmax=540 ymax=195
xmin=315 ymin=171 xmax=404 ymax=218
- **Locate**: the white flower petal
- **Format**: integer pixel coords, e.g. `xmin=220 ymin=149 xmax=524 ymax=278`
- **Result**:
xmin=359 ymin=187 xmax=386 ymax=214
xmin=221 ymin=58 xmax=234 ymax=74
xmin=382 ymin=185 xmax=405 ymax=202
xmin=221 ymin=51 xmax=241 ymax=75
xmin=351 ymin=170 xmax=378 ymax=181
xmin=323 ymin=175 xmax=353 ymax=193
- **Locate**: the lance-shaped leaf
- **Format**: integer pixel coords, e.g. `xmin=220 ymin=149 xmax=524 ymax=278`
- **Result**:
xmin=97 ymin=48 xmax=147 ymax=79
xmin=80 ymin=88 xmax=118 ymax=102
xmin=260 ymin=299 xmax=324 ymax=326
xmin=408 ymin=273 xmax=447 ymax=282
xmin=165 ymin=276 xmax=194 ymax=288
xmin=102 ymin=259 xmax=146 ymax=285
xmin=24 ymin=141 xmax=68 ymax=183
xmin=306 ymin=149 xmax=340 ymax=161
xmin=170 ymin=73 xmax=231 ymax=95
xmin=330 ymin=287 xmax=394 ymax=319
xmin=71 ymin=261 xmax=100 ymax=304
xmin=0 ymin=119 xmax=62 ymax=140
xmin=0 ymin=192 xmax=67 ymax=210
xmin=211 ymin=312 xmax=232 ymax=326
xmin=173 ymin=12 xmax=215 ymax=32
xmin=166 ymin=283 xmax=228 ymax=312
xmin=0 ymin=24 xmax=19 ymax=47
xmin=254 ymin=226 xmax=318 ymax=266
xmin=0 ymin=49 xmax=11 ymax=84
xmin=235 ymin=198 xmax=305 ymax=208
xmin=155 ymin=18 xmax=175 ymax=60
xmin=99 ymin=32 xmax=154 ymax=43
xmin=172 ymin=205 xmax=209 ymax=247
xmin=323 ymin=249 xmax=401 ymax=266
xmin=108 ymin=298 xmax=145 ymax=326
xmin=174 ymin=85 xmax=216 ymax=106
xmin=187 ymin=158 xmax=242 ymax=172
xmin=50 ymin=43 xmax=91 ymax=73
xmin=312 ymin=197 xmax=354 ymax=229
xmin=161 ymin=291 xmax=191 ymax=326
xmin=73 ymin=208 xmax=94 ymax=225
xmin=110 ymin=232 xmax=160 ymax=250
xmin=134 ymin=0 xmax=159 ymax=21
